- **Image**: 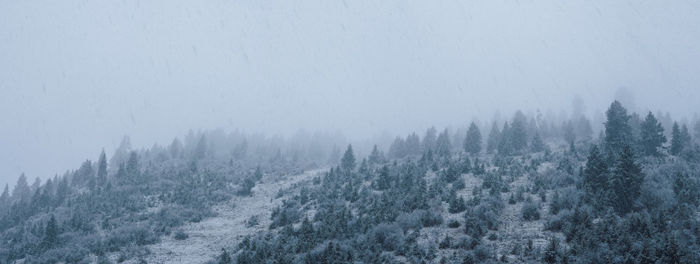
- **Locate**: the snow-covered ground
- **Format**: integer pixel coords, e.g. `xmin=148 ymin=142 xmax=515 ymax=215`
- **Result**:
xmin=139 ymin=168 xmax=326 ymax=264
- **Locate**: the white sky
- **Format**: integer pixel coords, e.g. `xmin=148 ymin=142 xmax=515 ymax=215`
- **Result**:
xmin=1 ymin=0 xmax=699 ymax=188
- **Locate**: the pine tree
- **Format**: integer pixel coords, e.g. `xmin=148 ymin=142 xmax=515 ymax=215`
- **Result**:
xmin=41 ymin=215 xmax=58 ymax=249
xmin=405 ymin=133 xmax=421 ymax=156
xmin=422 ymin=127 xmax=438 ymax=153
xmin=464 ymin=122 xmax=482 ymax=155
xmin=681 ymin=124 xmax=692 ymax=148
xmin=0 ymin=184 xmax=9 ymax=207
xmin=97 ymin=150 xmax=108 ymax=186
xmin=238 ymin=176 xmax=256 ymax=196
xmin=583 ymin=146 xmax=608 ymax=198
xmin=12 ymin=173 xmax=30 ymax=202
xmin=543 ymin=237 xmax=560 ymax=264
xmin=608 ymin=146 xmax=643 ymax=215
xmin=218 ymin=248 xmax=232 ymax=264
xmin=194 ymin=135 xmax=207 ymax=160
xmin=341 ymin=145 xmax=356 ymax=172
xmin=376 ymin=166 xmax=391 ymax=190
xmin=575 ymin=116 xmax=594 ymax=142
xmin=388 ymin=137 xmax=405 ymax=159
xmin=639 ymin=112 xmax=666 ymax=156
xmin=563 ymin=120 xmax=576 ymax=147
xmin=510 ymin=111 xmax=528 ymax=152
xmin=498 ymin=122 xmax=511 ymax=155
xmin=368 ymin=145 xmax=383 ymax=164
xmin=435 ymin=129 xmax=452 ymax=157
xmin=126 ymin=151 xmax=140 ymax=179
xmin=254 ymin=166 xmax=263 ymax=181
xmin=604 ymin=101 xmax=633 ymax=159
xmin=670 ymin=122 xmax=684 ymax=155
xmin=531 ymin=131 xmax=545 ymax=152
xmin=486 ymin=122 xmax=501 ymax=154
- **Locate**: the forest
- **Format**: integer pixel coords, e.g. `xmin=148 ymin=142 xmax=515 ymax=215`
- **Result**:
xmin=0 ymin=100 xmax=698 ymax=263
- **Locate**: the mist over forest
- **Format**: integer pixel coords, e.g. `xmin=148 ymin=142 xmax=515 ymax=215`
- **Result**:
xmin=1 ymin=1 xmax=700 ymax=264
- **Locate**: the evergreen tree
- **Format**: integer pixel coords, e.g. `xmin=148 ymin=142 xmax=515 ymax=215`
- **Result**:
xmin=0 ymin=184 xmax=9 ymax=207
xmin=404 ymin=132 xmax=421 ymax=156
xmin=194 ymin=135 xmax=207 ymax=160
xmin=435 ymin=129 xmax=452 ymax=157
xmin=368 ymin=145 xmax=383 ymax=164
xmin=681 ymin=123 xmax=692 ymax=148
xmin=254 ymin=166 xmax=263 ymax=181
xmin=422 ymin=127 xmax=438 ymax=153
xmin=510 ymin=111 xmax=528 ymax=152
xmin=583 ymin=146 xmax=608 ymax=201
xmin=639 ymin=112 xmax=666 ymax=156
xmin=464 ymin=122 xmax=482 ymax=155
xmin=673 ymin=172 xmax=699 ymax=206
xmin=498 ymin=122 xmax=512 ymax=155
xmin=218 ymin=248 xmax=232 ymax=264
xmin=341 ymin=145 xmax=356 ymax=171
xmin=670 ymin=122 xmax=684 ymax=155
xmin=575 ymin=116 xmax=594 ymax=142
xmin=388 ymin=137 xmax=405 ymax=159
xmin=238 ymin=175 xmax=256 ymax=196
xmin=97 ymin=150 xmax=108 ymax=186
xmin=486 ymin=122 xmax=501 ymax=154
xmin=126 ymin=151 xmax=140 ymax=179
xmin=41 ymin=215 xmax=58 ymax=250
xmin=604 ymin=101 xmax=633 ymax=159
xmin=12 ymin=173 xmax=30 ymax=202
xmin=169 ymin=138 xmax=182 ymax=158
xmin=375 ymin=166 xmax=391 ymax=190
xmin=531 ymin=131 xmax=546 ymax=152
xmin=543 ymin=237 xmax=560 ymax=264
xmin=563 ymin=120 xmax=576 ymax=147
xmin=608 ymin=146 xmax=643 ymax=215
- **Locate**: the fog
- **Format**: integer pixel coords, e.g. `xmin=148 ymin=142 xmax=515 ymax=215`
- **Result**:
xmin=1 ymin=0 xmax=699 ymax=188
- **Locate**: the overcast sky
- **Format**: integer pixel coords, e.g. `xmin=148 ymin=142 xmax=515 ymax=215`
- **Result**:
xmin=1 ymin=0 xmax=699 ymax=188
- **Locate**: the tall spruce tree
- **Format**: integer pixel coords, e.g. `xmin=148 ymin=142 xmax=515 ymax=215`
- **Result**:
xmin=670 ymin=122 xmax=684 ymax=155
xmin=125 ymin=151 xmax=140 ymax=179
xmin=486 ymin=122 xmax=501 ymax=154
xmin=531 ymin=131 xmax=545 ymax=152
xmin=510 ymin=111 xmax=528 ymax=152
xmin=12 ymin=173 xmax=30 ymax=203
xmin=404 ymin=132 xmax=421 ymax=156
xmin=340 ymin=145 xmax=356 ymax=171
xmin=639 ymin=112 xmax=666 ymax=156
xmin=464 ymin=122 xmax=482 ymax=155
xmin=422 ymin=127 xmax=438 ymax=153
xmin=608 ymin=145 xmax=643 ymax=215
xmin=0 ymin=184 xmax=9 ymax=207
xmin=41 ymin=215 xmax=58 ymax=249
xmin=563 ymin=120 xmax=576 ymax=147
xmin=583 ymin=145 xmax=608 ymax=196
xmin=498 ymin=122 xmax=512 ymax=155
xmin=368 ymin=145 xmax=383 ymax=164
xmin=435 ymin=129 xmax=452 ymax=157
xmin=97 ymin=150 xmax=108 ymax=186
xmin=604 ymin=101 xmax=633 ymax=160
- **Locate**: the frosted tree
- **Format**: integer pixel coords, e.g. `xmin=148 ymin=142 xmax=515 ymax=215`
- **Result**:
xmin=639 ymin=112 xmax=666 ymax=156
xmin=609 ymin=146 xmax=643 ymax=215
xmin=341 ymin=144 xmax=356 ymax=171
xmin=435 ymin=129 xmax=452 ymax=157
xmin=97 ymin=150 xmax=108 ymax=186
xmin=604 ymin=101 xmax=633 ymax=159
xmin=422 ymin=127 xmax=437 ymax=153
xmin=486 ymin=122 xmax=501 ymax=154
xmin=510 ymin=111 xmax=528 ymax=152
xmin=464 ymin=122 xmax=482 ymax=155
